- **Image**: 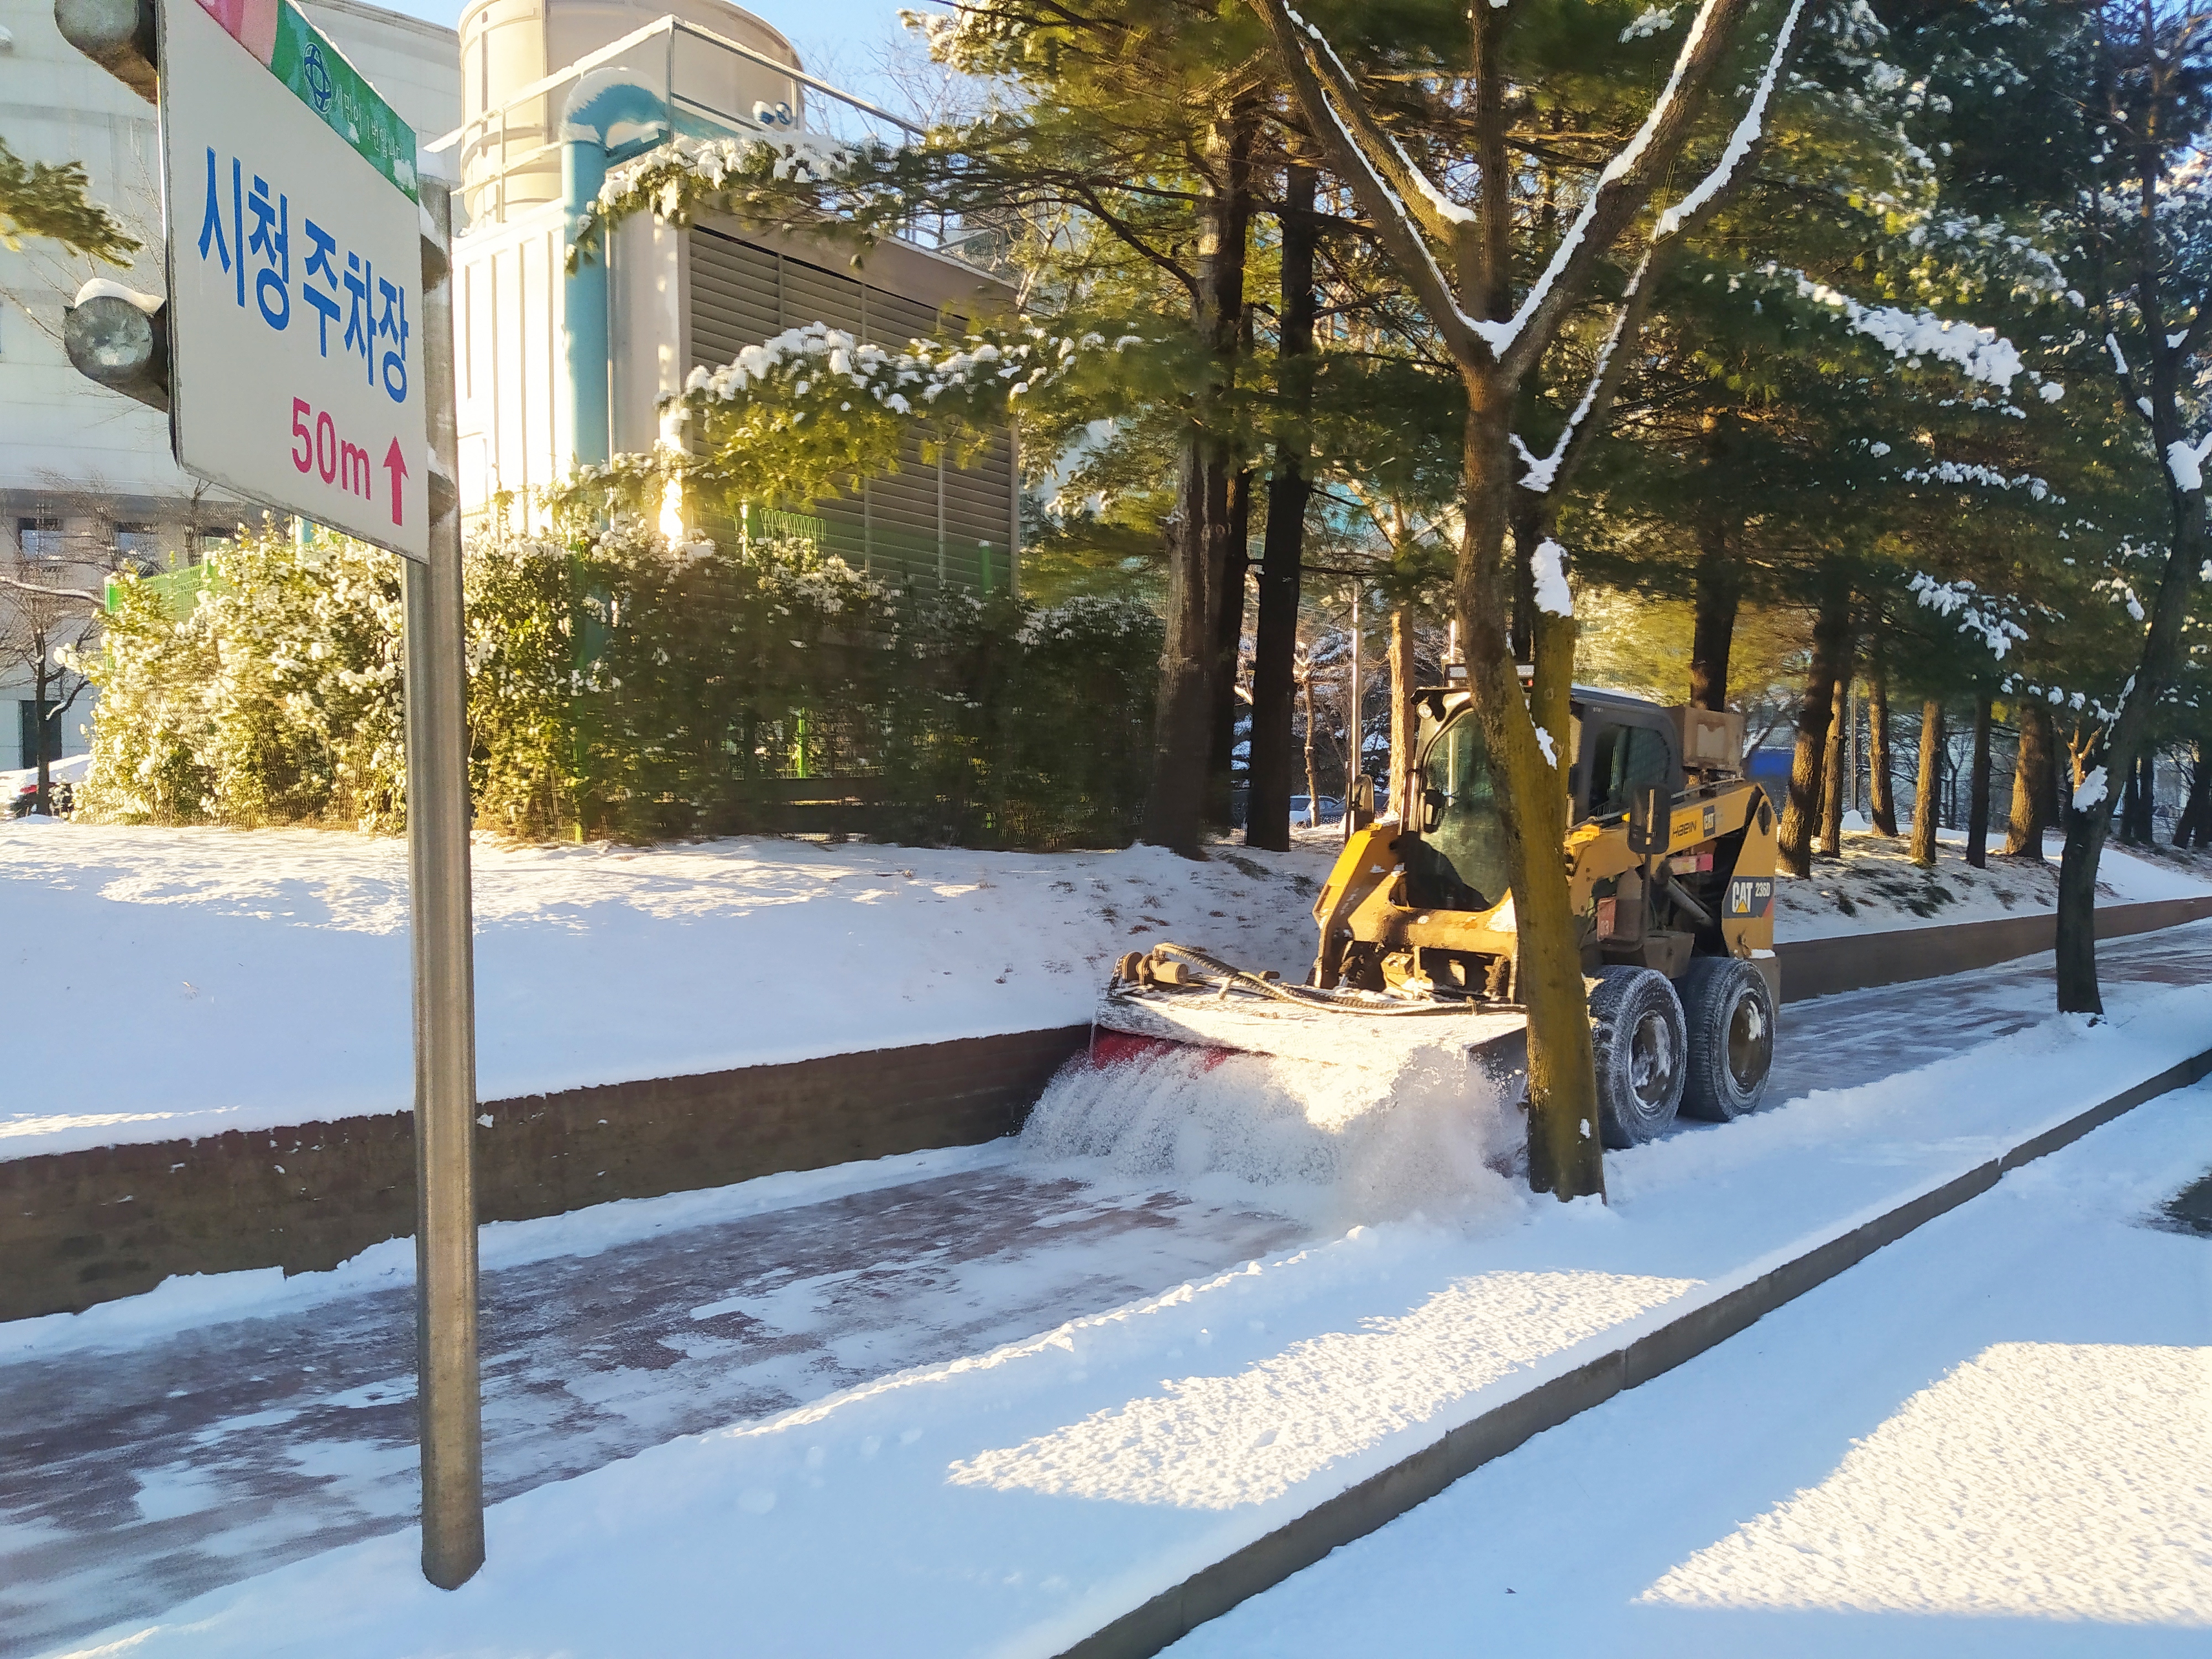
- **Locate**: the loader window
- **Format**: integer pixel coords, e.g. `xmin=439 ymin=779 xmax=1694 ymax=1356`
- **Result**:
xmin=1409 ymin=714 xmax=1512 ymax=912
xmin=1588 ymin=721 xmax=1677 ymax=819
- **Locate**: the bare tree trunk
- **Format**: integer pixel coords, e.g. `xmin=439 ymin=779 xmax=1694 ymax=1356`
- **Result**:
xmin=1462 ymin=374 xmax=1603 ymax=1203
xmin=1867 ymin=659 xmax=1897 ymax=836
xmin=2126 ymin=750 xmax=2157 ymax=843
xmin=2174 ymin=739 xmax=2209 ymax=846
xmin=1687 ymin=421 xmax=1740 ymax=711
xmin=2002 ymin=702 xmax=2056 ymax=858
xmin=1141 ymin=105 xmax=1253 ymax=856
xmin=1509 ymin=533 xmax=1536 ymax=666
xmin=1687 ymin=536 xmax=1740 ymax=713
xmin=1209 ymin=468 xmax=1251 ymax=830
xmin=1388 ymin=606 xmax=1416 ymax=821
xmin=1909 ymin=700 xmax=1945 ymax=868
xmin=1301 ymin=664 xmax=1319 ymax=830
xmin=1345 ymin=585 xmax=1363 ymax=813
xmin=1243 ymin=163 xmax=1315 ymax=854
xmin=1144 ymin=455 xmax=1215 ymax=854
xmin=1778 ymin=571 xmax=1850 ymax=878
xmin=32 ymin=641 xmax=53 ymax=817
xmin=1966 ymin=690 xmax=1992 ymax=868
xmin=1819 ymin=666 xmax=1849 ymax=855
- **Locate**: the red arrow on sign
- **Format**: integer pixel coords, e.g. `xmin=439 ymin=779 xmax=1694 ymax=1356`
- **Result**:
xmin=381 ymin=439 xmax=409 ymax=527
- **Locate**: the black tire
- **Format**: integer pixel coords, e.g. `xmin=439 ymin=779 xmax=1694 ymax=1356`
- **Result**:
xmin=1588 ymin=966 xmax=1687 ymax=1147
xmin=1678 ymin=954 xmax=1776 ymax=1121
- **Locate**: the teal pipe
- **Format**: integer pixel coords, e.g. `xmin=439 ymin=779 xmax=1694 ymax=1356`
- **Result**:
xmin=560 ymin=79 xmax=669 ymax=471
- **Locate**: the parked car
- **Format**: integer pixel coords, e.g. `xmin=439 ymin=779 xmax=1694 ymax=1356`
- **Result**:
xmin=1289 ymin=794 xmax=1343 ymax=827
xmin=9 ymin=780 xmax=72 ymax=818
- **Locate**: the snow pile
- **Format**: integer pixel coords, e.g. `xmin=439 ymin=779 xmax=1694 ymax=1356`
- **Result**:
xmin=1020 ymin=1040 xmax=1519 ymax=1231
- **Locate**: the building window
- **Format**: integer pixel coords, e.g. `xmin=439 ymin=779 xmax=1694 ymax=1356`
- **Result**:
xmin=115 ymin=521 xmax=161 ymax=571
xmin=17 ymin=517 xmax=64 ymax=559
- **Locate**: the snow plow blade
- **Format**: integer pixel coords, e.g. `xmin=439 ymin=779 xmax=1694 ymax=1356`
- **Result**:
xmin=1087 ymin=943 xmax=1531 ymax=1095
xmin=1017 ymin=944 xmax=1534 ymax=1206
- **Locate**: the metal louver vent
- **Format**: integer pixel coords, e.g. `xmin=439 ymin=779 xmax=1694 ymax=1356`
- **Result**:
xmin=687 ymin=227 xmax=1018 ymax=592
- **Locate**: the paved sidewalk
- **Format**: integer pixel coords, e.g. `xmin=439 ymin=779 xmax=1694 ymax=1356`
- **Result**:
xmin=1167 ymin=1084 xmax=2212 ymax=1658
xmin=5 ymin=922 xmax=2208 ymax=1657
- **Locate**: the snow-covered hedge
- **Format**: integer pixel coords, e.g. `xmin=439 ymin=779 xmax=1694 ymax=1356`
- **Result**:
xmin=75 ymin=522 xmax=1161 ymax=849
xmin=79 ymin=531 xmax=407 ymax=830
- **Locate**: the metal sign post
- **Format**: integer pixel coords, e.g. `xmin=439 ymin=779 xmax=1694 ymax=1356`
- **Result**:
xmin=407 ymin=178 xmax=483 ymax=1591
xmin=61 ymin=0 xmax=483 ymax=1588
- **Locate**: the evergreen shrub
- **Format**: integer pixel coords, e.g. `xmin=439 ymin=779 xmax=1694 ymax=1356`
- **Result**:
xmin=75 ymin=519 xmax=1159 ymax=851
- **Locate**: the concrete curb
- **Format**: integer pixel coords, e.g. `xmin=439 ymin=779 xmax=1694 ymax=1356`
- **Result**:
xmin=1775 ymin=894 xmax=2212 ymax=1002
xmin=1057 ymin=1042 xmax=2212 ymax=1659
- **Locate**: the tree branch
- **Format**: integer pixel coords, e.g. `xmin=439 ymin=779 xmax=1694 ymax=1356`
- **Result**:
xmin=1498 ymin=0 xmax=1754 ymax=378
xmin=1245 ymin=0 xmax=1482 ymax=362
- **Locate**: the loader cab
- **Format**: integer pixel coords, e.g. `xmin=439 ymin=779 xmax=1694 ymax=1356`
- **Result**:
xmin=1568 ymin=691 xmax=1683 ymax=824
xmin=1405 ymin=688 xmax=1684 ymax=912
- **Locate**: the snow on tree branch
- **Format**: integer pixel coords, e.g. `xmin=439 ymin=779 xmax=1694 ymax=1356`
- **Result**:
xmin=1283 ymin=6 xmax=1475 ymax=236
xmin=2166 ymin=434 xmax=2212 ymax=492
xmin=572 ymin=134 xmax=862 ymax=265
xmin=1488 ymin=0 xmax=1740 ymax=359
xmin=1259 ymin=2 xmax=1489 ymax=354
xmin=1780 ymin=269 xmax=2060 ymax=397
xmin=1908 ymin=572 xmax=2027 ymax=659
xmin=1511 ymin=254 xmax=1652 ymax=492
xmin=1652 ymin=0 xmax=1811 ymax=241
xmin=1531 ymin=540 xmax=1574 ymax=616
xmin=667 ymin=321 xmax=1143 ymax=508
xmin=1898 ymin=461 xmax=2056 ymax=500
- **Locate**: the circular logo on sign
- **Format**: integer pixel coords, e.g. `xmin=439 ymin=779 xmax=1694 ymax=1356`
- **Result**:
xmin=303 ymin=43 xmax=336 ymax=112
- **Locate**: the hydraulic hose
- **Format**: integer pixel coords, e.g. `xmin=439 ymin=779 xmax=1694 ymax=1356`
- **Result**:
xmin=1119 ymin=941 xmax=1476 ymax=1016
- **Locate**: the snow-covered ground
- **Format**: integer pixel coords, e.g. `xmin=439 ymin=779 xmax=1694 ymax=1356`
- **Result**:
xmin=1775 ymin=825 xmax=2210 ymax=940
xmin=3 ymin=817 xmax=2205 ymax=1161
xmin=21 ymin=938 xmax=2212 ymax=1659
xmin=1168 ymin=1082 xmax=2212 ymax=1658
xmin=0 ymin=823 xmax=1335 ymax=1159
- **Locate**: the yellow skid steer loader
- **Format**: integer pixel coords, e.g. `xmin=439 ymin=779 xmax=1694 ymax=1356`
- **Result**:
xmin=1095 ymin=685 xmax=1780 ymax=1148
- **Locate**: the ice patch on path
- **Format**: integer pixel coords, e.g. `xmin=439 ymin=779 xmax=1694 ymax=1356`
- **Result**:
xmin=1019 ymin=1040 xmax=1520 ymax=1230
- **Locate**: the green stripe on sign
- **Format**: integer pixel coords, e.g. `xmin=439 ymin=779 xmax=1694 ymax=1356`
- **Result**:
xmin=268 ymin=1 xmax=419 ymax=201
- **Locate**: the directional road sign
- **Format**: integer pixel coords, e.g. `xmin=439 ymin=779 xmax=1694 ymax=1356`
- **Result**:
xmin=160 ymin=0 xmax=428 ymax=560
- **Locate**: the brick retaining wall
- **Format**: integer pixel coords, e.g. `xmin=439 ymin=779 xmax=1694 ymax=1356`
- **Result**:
xmin=0 ymin=1025 xmax=1089 ymax=1323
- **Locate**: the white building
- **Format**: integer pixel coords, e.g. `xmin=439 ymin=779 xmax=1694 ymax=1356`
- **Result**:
xmin=0 ymin=0 xmax=460 ymax=770
xmin=445 ymin=0 xmax=1021 ymax=590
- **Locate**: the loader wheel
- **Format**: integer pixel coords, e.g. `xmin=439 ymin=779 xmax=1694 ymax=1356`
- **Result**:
xmin=1678 ymin=956 xmax=1775 ymax=1121
xmin=1588 ymin=966 xmax=1687 ymax=1148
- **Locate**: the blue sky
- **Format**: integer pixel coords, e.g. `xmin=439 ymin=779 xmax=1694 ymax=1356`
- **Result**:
xmin=375 ymin=0 xmax=927 ymax=104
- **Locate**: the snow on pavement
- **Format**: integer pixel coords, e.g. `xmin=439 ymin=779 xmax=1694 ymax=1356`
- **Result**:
xmin=0 ymin=1149 xmax=1302 ymax=1658
xmin=0 ymin=823 xmax=1333 ymax=1159
xmin=1166 ymin=1084 xmax=2212 ymax=1658
xmin=22 ymin=939 xmax=2212 ymax=1658
xmin=6 ymin=816 xmax=2205 ymax=1161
